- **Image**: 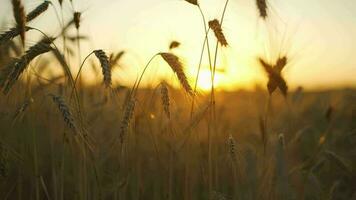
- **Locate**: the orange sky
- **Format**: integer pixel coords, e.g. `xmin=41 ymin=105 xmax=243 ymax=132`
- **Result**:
xmin=1 ymin=0 xmax=356 ymax=91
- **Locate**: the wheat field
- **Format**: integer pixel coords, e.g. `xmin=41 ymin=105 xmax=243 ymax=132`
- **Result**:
xmin=0 ymin=0 xmax=355 ymax=199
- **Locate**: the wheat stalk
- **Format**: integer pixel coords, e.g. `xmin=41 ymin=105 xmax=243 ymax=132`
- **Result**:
xmin=49 ymin=94 xmax=78 ymax=134
xmin=160 ymin=53 xmax=193 ymax=96
xmin=160 ymin=82 xmax=170 ymax=119
xmin=11 ymin=0 xmax=26 ymax=47
xmin=94 ymin=50 xmax=111 ymax=88
xmin=208 ymin=19 xmax=228 ymax=47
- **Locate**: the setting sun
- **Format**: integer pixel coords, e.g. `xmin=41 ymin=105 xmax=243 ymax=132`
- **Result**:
xmin=196 ymin=69 xmax=225 ymax=91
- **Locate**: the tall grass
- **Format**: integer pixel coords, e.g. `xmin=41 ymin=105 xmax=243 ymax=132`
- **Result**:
xmin=0 ymin=0 xmax=354 ymax=200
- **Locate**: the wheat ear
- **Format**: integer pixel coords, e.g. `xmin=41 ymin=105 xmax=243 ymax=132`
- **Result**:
xmin=160 ymin=53 xmax=193 ymax=96
xmin=94 ymin=50 xmax=111 ymax=87
xmin=208 ymin=19 xmax=228 ymax=47
xmin=49 ymin=94 xmax=78 ymax=134
xmin=160 ymin=82 xmax=171 ymax=119
xmin=119 ymin=98 xmax=136 ymax=144
xmin=11 ymin=0 xmax=26 ymax=47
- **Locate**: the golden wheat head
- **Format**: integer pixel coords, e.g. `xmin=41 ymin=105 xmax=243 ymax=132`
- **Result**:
xmin=159 ymin=53 xmax=193 ymax=96
xmin=94 ymin=50 xmax=112 ymax=88
xmin=208 ymin=19 xmax=228 ymax=47
xmin=119 ymin=98 xmax=136 ymax=144
xmin=49 ymin=94 xmax=78 ymax=134
xmin=160 ymin=82 xmax=171 ymax=119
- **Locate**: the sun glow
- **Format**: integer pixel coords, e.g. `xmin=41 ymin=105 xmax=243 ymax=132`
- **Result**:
xmin=196 ymin=70 xmax=224 ymax=92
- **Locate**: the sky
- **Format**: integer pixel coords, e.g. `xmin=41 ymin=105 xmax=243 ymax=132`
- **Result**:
xmin=1 ymin=0 xmax=356 ymax=91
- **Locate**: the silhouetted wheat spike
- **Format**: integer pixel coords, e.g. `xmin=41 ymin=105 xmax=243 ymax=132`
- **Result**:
xmin=184 ymin=0 xmax=198 ymax=6
xmin=94 ymin=50 xmax=111 ymax=87
xmin=160 ymin=53 xmax=193 ymax=96
xmin=26 ymin=1 xmax=50 ymax=22
xmin=208 ymin=19 xmax=228 ymax=47
xmin=256 ymin=0 xmax=268 ymax=19
xmin=109 ymin=51 xmax=125 ymax=67
xmin=228 ymin=134 xmax=238 ymax=165
xmin=11 ymin=0 xmax=26 ymax=47
xmin=49 ymin=94 xmax=78 ymax=134
xmin=169 ymin=41 xmax=181 ymax=50
xmin=73 ymin=12 xmax=81 ymax=29
xmin=0 ymin=2 xmax=49 ymax=46
xmin=1 ymin=38 xmax=53 ymax=94
xmin=0 ymin=27 xmax=31 ymax=46
xmin=259 ymin=57 xmax=288 ymax=97
xmin=13 ymin=98 xmax=34 ymax=121
xmin=119 ymin=98 xmax=136 ymax=144
xmin=160 ymin=82 xmax=170 ymax=119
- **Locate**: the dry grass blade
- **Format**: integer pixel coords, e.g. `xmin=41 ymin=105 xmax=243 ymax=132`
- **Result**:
xmin=259 ymin=57 xmax=288 ymax=96
xmin=26 ymin=1 xmax=50 ymax=22
xmin=160 ymin=82 xmax=170 ymax=119
xmin=1 ymin=38 xmax=53 ymax=94
xmin=208 ymin=19 xmax=228 ymax=47
xmin=119 ymin=98 xmax=136 ymax=144
xmin=256 ymin=0 xmax=268 ymax=19
xmin=49 ymin=94 xmax=78 ymax=134
xmin=11 ymin=0 xmax=26 ymax=47
xmin=94 ymin=50 xmax=111 ymax=88
xmin=169 ymin=41 xmax=180 ymax=50
xmin=160 ymin=53 xmax=193 ymax=96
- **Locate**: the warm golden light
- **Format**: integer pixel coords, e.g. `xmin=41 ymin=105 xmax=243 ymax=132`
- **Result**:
xmin=196 ymin=69 xmax=224 ymax=92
